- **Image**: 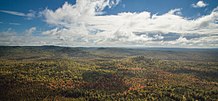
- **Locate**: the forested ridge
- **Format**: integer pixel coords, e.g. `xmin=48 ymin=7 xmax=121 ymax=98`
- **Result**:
xmin=0 ymin=46 xmax=217 ymax=100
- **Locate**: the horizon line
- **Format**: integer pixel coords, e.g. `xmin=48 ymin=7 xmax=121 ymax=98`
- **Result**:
xmin=1 ymin=45 xmax=218 ymax=49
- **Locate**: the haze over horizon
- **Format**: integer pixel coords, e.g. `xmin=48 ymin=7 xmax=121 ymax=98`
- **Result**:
xmin=0 ymin=0 xmax=218 ymax=48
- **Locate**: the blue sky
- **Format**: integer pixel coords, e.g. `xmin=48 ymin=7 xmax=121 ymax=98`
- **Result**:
xmin=0 ymin=0 xmax=218 ymax=47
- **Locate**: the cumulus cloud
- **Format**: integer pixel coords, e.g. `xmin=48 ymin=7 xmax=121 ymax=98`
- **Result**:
xmin=38 ymin=0 xmax=218 ymax=47
xmin=25 ymin=27 xmax=36 ymax=35
xmin=42 ymin=0 xmax=121 ymax=27
xmin=1 ymin=0 xmax=218 ymax=47
xmin=0 ymin=27 xmax=60 ymax=46
xmin=192 ymin=1 xmax=208 ymax=8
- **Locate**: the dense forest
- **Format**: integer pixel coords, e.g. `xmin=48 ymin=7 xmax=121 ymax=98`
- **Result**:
xmin=0 ymin=46 xmax=218 ymax=100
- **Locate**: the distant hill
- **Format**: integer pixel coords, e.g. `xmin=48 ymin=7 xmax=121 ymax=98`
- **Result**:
xmin=0 ymin=46 xmax=218 ymax=61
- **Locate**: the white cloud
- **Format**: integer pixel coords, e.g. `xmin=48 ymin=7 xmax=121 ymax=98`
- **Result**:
xmin=42 ymin=0 xmax=120 ymax=27
xmin=0 ymin=10 xmax=36 ymax=19
xmin=192 ymin=1 xmax=208 ymax=8
xmin=25 ymin=27 xmax=36 ymax=35
xmin=0 ymin=10 xmax=26 ymax=16
xmin=9 ymin=23 xmax=20 ymax=25
xmin=1 ymin=0 xmax=218 ymax=48
xmin=168 ymin=37 xmax=188 ymax=45
xmin=39 ymin=0 xmax=218 ymax=47
xmin=0 ymin=27 xmax=60 ymax=46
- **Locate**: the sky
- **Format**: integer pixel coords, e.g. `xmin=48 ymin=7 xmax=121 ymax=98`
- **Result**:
xmin=0 ymin=0 xmax=218 ymax=48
